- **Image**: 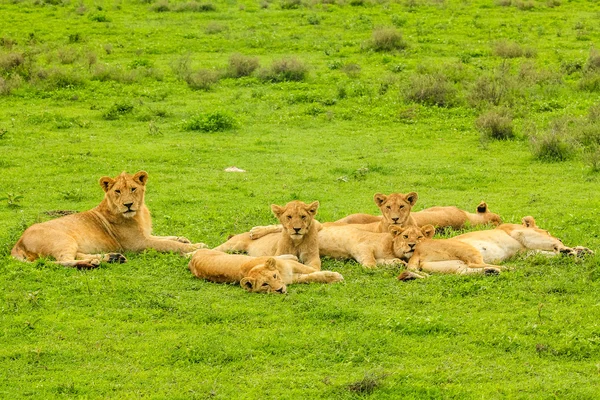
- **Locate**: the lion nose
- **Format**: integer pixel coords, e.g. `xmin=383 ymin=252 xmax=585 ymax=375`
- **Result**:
xmin=276 ymin=287 xmax=286 ymax=294
xmin=294 ymin=228 xmax=301 ymax=233
xmin=409 ymin=243 xmax=416 ymax=249
xmin=392 ymin=217 xmax=400 ymax=223
xmin=124 ymin=202 xmax=133 ymax=209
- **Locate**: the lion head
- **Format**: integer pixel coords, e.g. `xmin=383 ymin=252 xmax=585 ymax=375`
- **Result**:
xmin=374 ymin=192 xmax=418 ymax=226
xmin=476 ymin=201 xmax=502 ymax=226
xmin=390 ymin=224 xmax=435 ymax=258
xmin=516 ymin=216 xmax=568 ymax=252
xmin=271 ymin=200 xmax=319 ymax=240
xmin=240 ymin=258 xmax=287 ymax=294
xmin=99 ymin=171 xmax=148 ymax=219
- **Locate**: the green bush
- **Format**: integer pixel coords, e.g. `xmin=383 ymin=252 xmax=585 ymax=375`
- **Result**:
xmin=184 ymin=112 xmax=237 ymax=132
xmin=227 ymin=53 xmax=260 ymax=78
xmin=102 ymin=101 xmax=135 ymax=120
xmin=405 ymin=73 xmax=456 ymax=107
xmin=370 ymin=28 xmax=407 ymax=52
xmin=259 ymin=57 xmax=307 ymax=82
xmin=476 ymin=109 xmax=515 ymax=140
xmin=185 ymin=69 xmax=220 ymax=90
xmin=530 ymin=131 xmax=576 ymax=162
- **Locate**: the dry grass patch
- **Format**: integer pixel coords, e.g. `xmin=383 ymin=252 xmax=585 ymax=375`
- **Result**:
xmin=370 ymin=27 xmax=407 ymax=52
xmin=476 ymin=109 xmax=515 ymax=141
xmin=405 ymin=73 xmax=456 ymax=107
xmin=227 ymin=53 xmax=260 ymax=78
xmin=259 ymin=57 xmax=308 ymax=82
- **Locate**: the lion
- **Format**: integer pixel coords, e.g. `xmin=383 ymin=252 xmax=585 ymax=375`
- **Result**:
xmin=318 ymin=224 xmax=435 ymax=268
xmin=213 ymin=200 xmax=322 ymax=269
xmin=11 ymin=171 xmax=207 ymax=269
xmin=338 ymin=199 xmax=501 ymax=230
xmin=398 ymin=216 xmax=592 ymax=280
xmin=188 ymin=249 xmax=343 ymax=293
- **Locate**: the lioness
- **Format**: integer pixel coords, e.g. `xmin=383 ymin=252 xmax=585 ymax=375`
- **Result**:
xmin=319 ymin=224 xmax=435 ymax=268
xmin=398 ymin=216 xmax=592 ymax=280
xmin=188 ymin=249 xmax=343 ymax=293
xmin=213 ymin=200 xmax=322 ymax=269
xmin=339 ymin=200 xmax=501 ymax=230
xmin=11 ymin=171 xmax=206 ymax=269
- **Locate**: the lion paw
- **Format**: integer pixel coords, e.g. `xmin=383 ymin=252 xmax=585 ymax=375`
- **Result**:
xmin=324 ymin=271 xmax=344 ymax=283
xmin=176 ymin=236 xmax=192 ymax=244
xmin=397 ymin=271 xmax=426 ymax=281
xmin=484 ymin=267 xmax=501 ymax=275
xmin=378 ymin=258 xmax=407 ymax=266
xmin=75 ymin=260 xmax=100 ymax=270
xmin=192 ymin=243 xmax=209 ymax=250
xmin=107 ymin=253 xmax=127 ymax=264
xmin=275 ymin=254 xmax=299 ymax=261
xmin=572 ymin=246 xmax=594 ymax=257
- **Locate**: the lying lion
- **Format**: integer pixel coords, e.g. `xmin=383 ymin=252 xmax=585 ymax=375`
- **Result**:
xmin=319 ymin=224 xmax=435 ymax=268
xmin=11 ymin=171 xmax=206 ymax=269
xmin=213 ymin=200 xmax=322 ymax=269
xmin=398 ymin=216 xmax=592 ymax=280
xmin=188 ymin=249 xmax=343 ymax=293
xmin=339 ymin=199 xmax=501 ymax=230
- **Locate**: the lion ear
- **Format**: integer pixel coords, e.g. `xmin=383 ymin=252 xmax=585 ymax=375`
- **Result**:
xmin=405 ymin=192 xmax=418 ymax=206
xmin=522 ymin=216 xmax=537 ymax=228
xmin=421 ymin=224 xmax=436 ymax=239
xmin=374 ymin=193 xmax=387 ymax=206
xmin=271 ymin=204 xmax=284 ymax=218
xmin=133 ymin=171 xmax=148 ymax=186
xmin=99 ymin=176 xmax=115 ymax=192
xmin=389 ymin=225 xmax=405 ymax=236
xmin=240 ymin=277 xmax=255 ymax=292
xmin=306 ymin=201 xmax=319 ymax=215
xmin=265 ymin=258 xmax=277 ymax=271
xmin=477 ymin=201 xmax=488 ymax=213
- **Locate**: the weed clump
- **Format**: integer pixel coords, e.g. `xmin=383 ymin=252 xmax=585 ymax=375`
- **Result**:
xmin=280 ymin=0 xmax=301 ymax=9
xmin=227 ymin=53 xmax=260 ymax=78
xmin=475 ymin=109 xmax=515 ymax=141
xmin=493 ymin=41 xmax=536 ymax=58
xmin=102 ymin=101 xmax=134 ymax=120
xmin=468 ymin=73 xmax=512 ymax=107
xmin=370 ymin=28 xmax=407 ymax=52
xmin=530 ymin=121 xmax=577 ymax=162
xmin=259 ymin=57 xmax=307 ymax=82
xmin=184 ymin=112 xmax=237 ymax=132
xmin=185 ymin=69 xmax=220 ymax=90
xmin=405 ymin=73 xmax=456 ymax=107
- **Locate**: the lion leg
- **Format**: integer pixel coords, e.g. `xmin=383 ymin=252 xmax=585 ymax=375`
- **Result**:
xmin=213 ymin=233 xmax=252 ymax=253
xmin=376 ymin=258 xmax=407 ymax=267
xmin=153 ymin=235 xmax=192 ymax=244
xmin=76 ymin=252 xmax=127 ymax=264
xmin=293 ymin=271 xmax=344 ymax=284
xmin=144 ymin=236 xmax=207 ymax=254
xmin=249 ymin=224 xmax=282 ymax=240
xmin=397 ymin=270 xmax=428 ymax=280
xmin=354 ymin=250 xmax=378 ymax=269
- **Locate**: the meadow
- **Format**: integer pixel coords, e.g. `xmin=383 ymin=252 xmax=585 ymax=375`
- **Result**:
xmin=1 ymin=0 xmax=600 ymax=397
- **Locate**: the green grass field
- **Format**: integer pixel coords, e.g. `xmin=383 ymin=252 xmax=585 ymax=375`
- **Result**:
xmin=2 ymin=0 xmax=600 ymax=398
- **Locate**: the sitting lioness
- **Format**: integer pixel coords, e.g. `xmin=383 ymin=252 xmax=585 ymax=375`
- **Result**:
xmin=213 ymin=200 xmax=322 ymax=269
xmin=11 ymin=171 xmax=206 ymax=269
xmin=398 ymin=216 xmax=592 ymax=280
xmin=339 ymin=200 xmax=501 ymax=230
xmin=188 ymin=249 xmax=343 ymax=293
xmin=319 ymin=224 xmax=435 ymax=268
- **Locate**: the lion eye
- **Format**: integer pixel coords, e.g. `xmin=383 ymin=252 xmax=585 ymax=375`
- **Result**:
xmin=418 ymin=236 xmax=424 ymax=240
xmin=403 ymin=235 xmax=409 ymax=239
xmin=301 ymin=215 xmax=306 ymax=220
xmin=131 ymin=187 xmax=136 ymax=193
xmin=287 ymin=215 xmax=292 ymax=220
xmin=273 ymin=274 xmax=277 ymax=278
xmin=262 ymin=282 xmax=269 ymax=287
xmin=400 ymin=205 xmax=405 ymax=209
xmin=114 ymin=189 xmax=121 ymax=194
xmin=386 ymin=206 xmax=391 ymax=210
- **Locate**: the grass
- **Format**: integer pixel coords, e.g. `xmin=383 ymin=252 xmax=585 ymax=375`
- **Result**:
xmin=1 ymin=0 xmax=600 ymax=398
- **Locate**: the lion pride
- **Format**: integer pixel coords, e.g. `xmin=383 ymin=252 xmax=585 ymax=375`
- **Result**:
xmin=11 ymin=171 xmax=206 ymax=269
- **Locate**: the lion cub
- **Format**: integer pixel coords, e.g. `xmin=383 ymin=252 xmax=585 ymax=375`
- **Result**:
xmin=319 ymin=224 xmax=435 ymax=268
xmin=11 ymin=171 xmax=206 ymax=269
xmin=189 ymin=249 xmax=343 ymax=293
xmin=213 ymin=200 xmax=322 ymax=269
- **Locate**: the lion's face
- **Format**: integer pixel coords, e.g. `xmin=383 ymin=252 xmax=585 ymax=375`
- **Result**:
xmin=374 ymin=192 xmax=418 ymax=226
xmin=517 ymin=216 xmax=567 ymax=252
xmin=240 ymin=258 xmax=287 ymax=294
xmin=99 ymin=171 xmax=148 ymax=219
xmin=390 ymin=224 xmax=435 ymax=258
xmin=271 ymin=200 xmax=319 ymax=240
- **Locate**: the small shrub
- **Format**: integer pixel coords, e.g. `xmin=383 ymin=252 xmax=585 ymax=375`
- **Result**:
xmin=173 ymin=1 xmax=216 ymax=11
xmin=259 ymin=57 xmax=308 ymax=82
xmin=476 ymin=109 xmax=514 ymax=141
xmin=280 ymin=0 xmax=301 ymax=9
xmin=468 ymin=74 xmax=511 ymax=107
xmin=88 ymin=12 xmax=111 ymax=22
xmin=183 ymin=112 xmax=237 ymax=132
xmin=68 ymin=33 xmax=82 ymax=43
xmin=0 ymin=53 xmax=25 ymax=73
xmin=583 ymin=145 xmax=600 ymax=172
xmin=227 ymin=53 xmax=260 ymax=78
xmin=405 ymin=73 xmax=456 ymax=107
xmin=171 ymin=54 xmax=192 ymax=79
xmin=585 ymin=48 xmax=600 ymax=72
xmin=346 ymin=373 xmax=388 ymax=395
xmin=205 ymin=22 xmax=227 ymax=34
xmin=102 ymin=101 xmax=134 ymax=120
xmin=36 ymin=68 xmax=84 ymax=89
xmin=150 ymin=0 xmax=171 ymax=11
xmin=530 ymin=129 xmax=576 ymax=162
xmin=0 ymin=37 xmax=17 ymax=49
xmin=493 ymin=41 xmax=524 ymax=58
xmin=514 ymin=0 xmax=535 ymax=10
xmin=57 ymin=47 xmax=78 ymax=64
xmin=185 ymin=69 xmax=220 ymax=90
xmin=370 ymin=28 xmax=407 ymax=52
xmin=578 ymin=73 xmax=600 ymax=92
xmin=342 ymin=63 xmax=361 ymax=78
xmin=496 ymin=0 xmax=511 ymax=6
xmin=588 ymin=103 xmax=600 ymax=123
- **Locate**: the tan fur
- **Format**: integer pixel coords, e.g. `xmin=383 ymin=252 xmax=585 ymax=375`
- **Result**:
xmin=188 ymin=249 xmax=343 ymax=293
xmin=338 ymin=200 xmax=501 ymax=230
xmin=213 ymin=200 xmax=322 ymax=269
xmin=398 ymin=216 xmax=592 ymax=280
xmin=11 ymin=171 xmax=206 ymax=269
xmin=318 ymin=224 xmax=434 ymax=268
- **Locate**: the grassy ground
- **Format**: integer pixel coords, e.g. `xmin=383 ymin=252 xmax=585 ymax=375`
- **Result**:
xmin=2 ymin=0 xmax=600 ymax=398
